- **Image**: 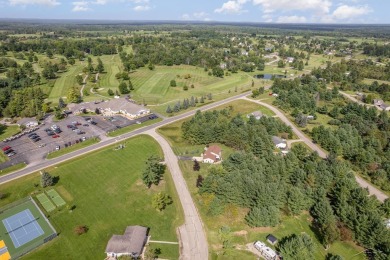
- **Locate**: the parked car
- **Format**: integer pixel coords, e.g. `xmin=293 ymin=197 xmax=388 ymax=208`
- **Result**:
xmin=2 ymin=146 xmax=11 ymax=151
xmin=7 ymin=152 xmax=16 ymax=157
xmin=33 ymin=138 xmax=41 ymax=142
xmin=38 ymin=144 xmax=46 ymax=148
xmin=136 ymin=121 xmax=141 ymax=124
xmin=4 ymin=149 xmax=14 ymax=154
xmin=54 ymin=128 xmax=62 ymax=133
xmin=55 ymin=145 xmax=60 ymax=150
xmin=90 ymin=121 xmax=97 ymax=125
xmin=52 ymin=135 xmax=60 ymax=138
xmin=83 ymin=124 xmax=89 ymax=126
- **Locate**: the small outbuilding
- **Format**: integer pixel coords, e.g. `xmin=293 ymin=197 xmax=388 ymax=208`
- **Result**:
xmin=105 ymin=225 xmax=148 ymax=259
xmin=266 ymin=234 xmax=278 ymax=245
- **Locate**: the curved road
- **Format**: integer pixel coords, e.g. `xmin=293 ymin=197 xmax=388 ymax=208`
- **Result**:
xmin=242 ymin=97 xmax=388 ymax=202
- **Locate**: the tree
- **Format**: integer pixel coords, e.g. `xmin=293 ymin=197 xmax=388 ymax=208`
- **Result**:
xmin=212 ymin=67 xmax=224 ymax=77
xmin=193 ymin=160 xmax=200 ymax=171
xmin=54 ymin=107 xmax=64 ymax=120
xmin=118 ymin=81 xmax=129 ymax=94
xmin=287 ymin=187 xmax=309 ymax=215
xmin=128 ymin=80 xmax=134 ymax=91
xmin=166 ymin=105 xmax=173 ymax=114
xmin=295 ymin=113 xmax=308 ymax=127
xmin=74 ymin=225 xmax=88 ymax=235
xmin=278 ymin=60 xmax=285 ymax=68
xmin=183 ymin=85 xmax=188 ymax=91
xmin=326 ymin=254 xmax=344 ymax=260
xmin=67 ymin=87 xmax=81 ymax=103
xmin=41 ymin=171 xmax=54 ymax=188
xmin=142 ymin=156 xmax=165 ymax=188
xmin=107 ymin=89 xmax=114 ymax=96
xmin=42 ymin=103 xmax=50 ymax=113
xmin=196 ymin=175 xmax=204 ymax=188
xmin=152 ymin=192 xmax=172 ymax=211
xmin=279 ymin=234 xmax=316 ymax=260
xmin=148 ymin=62 xmax=155 ymax=71
xmin=58 ymin=97 xmax=66 ymax=109
xmin=245 ymin=206 xmax=280 ymax=227
xmin=96 ymin=58 xmax=104 ymax=73
xmin=170 ymin=79 xmax=177 ymax=87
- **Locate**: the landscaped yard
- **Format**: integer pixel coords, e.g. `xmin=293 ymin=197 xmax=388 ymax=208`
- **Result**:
xmin=0 ymin=135 xmax=183 ymax=260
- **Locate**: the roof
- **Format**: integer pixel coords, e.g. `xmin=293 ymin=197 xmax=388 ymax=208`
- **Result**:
xmin=71 ymin=98 xmax=149 ymax=115
xmin=105 ymin=226 xmax=148 ymax=255
xmin=266 ymin=234 xmax=278 ymax=243
xmin=247 ymin=111 xmax=263 ymax=119
xmin=203 ymin=145 xmax=221 ymax=161
xmin=272 ymin=136 xmax=286 ymax=145
xmin=17 ymin=117 xmax=37 ymax=126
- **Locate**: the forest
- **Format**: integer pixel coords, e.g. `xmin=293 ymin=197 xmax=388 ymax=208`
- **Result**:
xmin=182 ymin=109 xmax=390 ymax=259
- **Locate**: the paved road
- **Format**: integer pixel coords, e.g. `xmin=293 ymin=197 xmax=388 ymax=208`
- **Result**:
xmin=147 ymin=130 xmax=208 ymax=260
xmin=242 ymin=97 xmax=388 ymax=202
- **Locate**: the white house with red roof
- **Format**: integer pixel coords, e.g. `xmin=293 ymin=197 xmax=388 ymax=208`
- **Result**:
xmin=202 ymin=145 xmax=222 ymax=164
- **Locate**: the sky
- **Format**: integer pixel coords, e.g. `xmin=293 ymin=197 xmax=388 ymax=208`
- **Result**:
xmin=0 ymin=0 xmax=388 ymax=24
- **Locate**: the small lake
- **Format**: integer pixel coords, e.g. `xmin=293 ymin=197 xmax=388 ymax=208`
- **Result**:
xmin=253 ymin=74 xmax=286 ymax=80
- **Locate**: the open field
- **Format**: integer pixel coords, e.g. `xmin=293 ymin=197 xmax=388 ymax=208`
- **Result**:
xmin=0 ymin=135 xmax=183 ymax=260
xmin=131 ymin=65 xmax=252 ymax=105
xmin=158 ymin=102 xmax=365 ymax=259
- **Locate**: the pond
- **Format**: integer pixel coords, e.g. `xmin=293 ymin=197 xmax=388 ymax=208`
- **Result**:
xmin=253 ymin=74 xmax=286 ymax=80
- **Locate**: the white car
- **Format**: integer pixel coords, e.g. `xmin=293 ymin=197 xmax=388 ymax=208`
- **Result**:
xmin=55 ymin=145 xmax=60 ymax=150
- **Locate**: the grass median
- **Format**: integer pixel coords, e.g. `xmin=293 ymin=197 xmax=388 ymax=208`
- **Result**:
xmin=46 ymin=138 xmax=100 ymax=159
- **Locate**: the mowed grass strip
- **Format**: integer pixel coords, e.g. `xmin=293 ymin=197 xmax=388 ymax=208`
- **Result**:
xmin=46 ymin=189 xmax=66 ymax=207
xmin=0 ymin=135 xmax=182 ymax=260
xmin=36 ymin=193 xmax=56 ymax=212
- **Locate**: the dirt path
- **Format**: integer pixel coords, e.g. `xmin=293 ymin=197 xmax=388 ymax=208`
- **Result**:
xmin=80 ymin=75 xmax=88 ymax=97
xmin=242 ymin=97 xmax=388 ymax=202
xmin=146 ymin=129 xmax=208 ymax=260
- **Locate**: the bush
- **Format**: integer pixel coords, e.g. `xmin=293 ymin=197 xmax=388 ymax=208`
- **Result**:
xmin=74 ymin=225 xmax=88 ymax=235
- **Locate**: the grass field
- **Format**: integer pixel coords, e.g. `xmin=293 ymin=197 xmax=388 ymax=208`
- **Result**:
xmin=0 ymin=198 xmax=56 ymax=259
xmin=158 ymin=104 xmax=365 ymax=259
xmin=46 ymin=138 xmax=99 ymax=159
xmin=0 ymin=135 xmax=183 ymax=259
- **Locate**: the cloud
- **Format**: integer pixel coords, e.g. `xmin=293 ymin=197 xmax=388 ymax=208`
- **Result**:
xmin=181 ymin=12 xmax=210 ymax=21
xmin=332 ymin=5 xmax=371 ymax=20
xmin=252 ymin=0 xmax=332 ymax=14
xmin=277 ymin=15 xmax=307 ymax=23
xmin=72 ymin=1 xmax=90 ymax=11
xmin=214 ymin=0 xmax=248 ymax=14
xmin=133 ymin=4 xmax=150 ymax=11
xmin=8 ymin=0 xmax=60 ymax=6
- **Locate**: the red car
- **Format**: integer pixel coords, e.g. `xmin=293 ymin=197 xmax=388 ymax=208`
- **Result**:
xmin=268 ymin=92 xmax=273 ymax=96
xmin=52 ymin=135 xmax=60 ymax=138
xmin=2 ymin=146 xmax=11 ymax=151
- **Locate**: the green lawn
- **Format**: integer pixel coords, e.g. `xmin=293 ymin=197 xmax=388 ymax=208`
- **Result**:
xmin=107 ymin=117 xmax=163 ymax=137
xmin=0 ymin=135 xmax=183 ymax=260
xmin=48 ymin=63 xmax=84 ymax=103
xmin=158 ymin=106 xmax=365 ymax=260
xmin=46 ymin=138 xmax=100 ymax=159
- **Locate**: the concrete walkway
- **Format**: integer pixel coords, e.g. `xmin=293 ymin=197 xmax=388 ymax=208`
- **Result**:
xmin=146 ymin=129 xmax=208 ymax=260
xmin=242 ymin=97 xmax=388 ymax=202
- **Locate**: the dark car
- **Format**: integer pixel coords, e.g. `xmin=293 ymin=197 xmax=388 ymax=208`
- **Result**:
xmin=54 ymin=128 xmax=62 ymax=133
xmin=28 ymin=133 xmax=37 ymax=137
xmin=31 ymin=135 xmax=40 ymax=140
xmin=83 ymin=124 xmax=89 ymax=126
xmin=4 ymin=149 xmax=14 ymax=154
xmin=90 ymin=121 xmax=97 ymax=125
xmin=47 ymin=131 xmax=55 ymax=136
xmin=32 ymin=138 xmax=41 ymax=142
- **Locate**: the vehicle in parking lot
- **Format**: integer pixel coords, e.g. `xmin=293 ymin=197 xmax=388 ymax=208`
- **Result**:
xmin=52 ymin=135 xmax=60 ymax=138
xmin=83 ymin=124 xmax=89 ymax=126
xmin=82 ymin=136 xmax=86 ymax=141
xmin=47 ymin=131 xmax=55 ymax=136
xmin=2 ymin=146 xmax=11 ymax=151
xmin=55 ymin=145 xmax=60 ymax=150
xmin=39 ymin=144 xmax=46 ymax=148
xmin=4 ymin=149 xmax=14 ymax=154
xmin=7 ymin=152 xmax=16 ymax=157
xmin=136 ymin=121 xmax=141 ymax=124
xmin=90 ymin=121 xmax=97 ymax=125
xmin=28 ymin=133 xmax=37 ymax=137
xmin=54 ymin=128 xmax=62 ymax=133
xmin=33 ymin=138 xmax=41 ymax=142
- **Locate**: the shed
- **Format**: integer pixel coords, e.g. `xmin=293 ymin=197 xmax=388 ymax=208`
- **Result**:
xmin=266 ymin=234 xmax=278 ymax=245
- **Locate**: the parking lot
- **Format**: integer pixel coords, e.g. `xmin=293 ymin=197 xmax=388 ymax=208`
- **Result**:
xmin=0 ymin=113 xmax=158 ymax=170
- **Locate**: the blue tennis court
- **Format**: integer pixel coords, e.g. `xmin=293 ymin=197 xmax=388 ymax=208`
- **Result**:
xmin=2 ymin=209 xmax=44 ymax=248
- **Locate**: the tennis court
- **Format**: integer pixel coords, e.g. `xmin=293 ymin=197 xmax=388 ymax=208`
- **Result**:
xmin=36 ymin=193 xmax=55 ymax=212
xmin=2 ymin=209 xmax=44 ymax=248
xmin=46 ymin=189 xmax=66 ymax=207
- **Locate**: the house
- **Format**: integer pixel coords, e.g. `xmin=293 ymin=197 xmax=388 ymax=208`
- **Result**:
xmin=17 ymin=118 xmax=38 ymax=128
xmin=202 ymin=145 xmax=222 ymax=164
xmin=70 ymin=98 xmax=150 ymax=119
xmin=266 ymin=234 xmax=278 ymax=245
xmin=286 ymin=57 xmax=294 ymax=63
xmin=105 ymin=226 xmax=148 ymax=259
xmin=254 ymin=241 xmax=278 ymax=260
xmin=247 ymin=111 xmax=264 ymax=120
xmin=373 ymin=99 xmax=390 ymax=111
xmin=272 ymin=136 xmax=287 ymax=149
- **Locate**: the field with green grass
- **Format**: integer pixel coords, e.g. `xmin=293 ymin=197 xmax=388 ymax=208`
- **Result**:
xmin=0 ymin=135 xmax=183 ymax=260
xmin=158 ymin=102 xmax=365 ymax=259
xmin=0 ymin=163 xmax=26 ymax=176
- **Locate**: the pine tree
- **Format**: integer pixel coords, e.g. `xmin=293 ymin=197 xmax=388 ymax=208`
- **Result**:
xmin=142 ymin=156 xmax=165 ymax=188
xmin=195 ymin=97 xmax=199 ymax=103
xmin=193 ymin=160 xmax=200 ymax=171
xmin=166 ymin=105 xmax=172 ymax=114
xmin=58 ymin=97 xmax=66 ymax=109
xmin=196 ymin=175 xmax=204 ymax=188
xmin=41 ymin=172 xmax=54 ymax=188
xmin=152 ymin=192 xmax=172 ymax=211
xmin=200 ymin=96 xmax=204 ymax=103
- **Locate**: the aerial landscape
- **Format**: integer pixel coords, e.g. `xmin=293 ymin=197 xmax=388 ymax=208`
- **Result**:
xmin=0 ymin=0 xmax=390 ymax=259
